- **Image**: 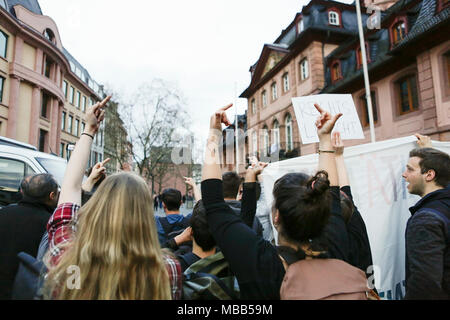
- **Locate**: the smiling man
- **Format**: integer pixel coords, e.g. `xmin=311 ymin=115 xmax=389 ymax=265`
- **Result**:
xmin=402 ymin=147 xmax=450 ymax=299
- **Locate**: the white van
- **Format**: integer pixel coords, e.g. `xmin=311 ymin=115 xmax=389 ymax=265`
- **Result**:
xmin=0 ymin=137 xmax=67 ymax=208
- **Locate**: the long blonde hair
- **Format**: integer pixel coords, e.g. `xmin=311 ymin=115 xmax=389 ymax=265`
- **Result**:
xmin=44 ymin=172 xmax=172 ymax=300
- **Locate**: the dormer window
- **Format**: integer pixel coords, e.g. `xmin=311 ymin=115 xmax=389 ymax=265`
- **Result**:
xmin=44 ymin=29 xmax=55 ymax=43
xmin=356 ymin=42 xmax=371 ymax=69
xmin=328 ymin=8 xmax=341 ymax=27
xmin=296 ymin=17 xmax=304 ymax=35
xmin=390 ymin=17 xmax=408 ymax=47
xmin=330 ymin=60 xmax=342 ymax=83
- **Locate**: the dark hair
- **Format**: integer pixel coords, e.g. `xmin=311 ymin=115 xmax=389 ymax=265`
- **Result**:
xmin=340 ymin=191 xmax=354 ymax=224
xmin=161 ymin=188 xmax=182 ymax=211
xmin=273 ymin=171 xmax=331 ymax=244
xmin=190 ymin=200 xmax=216 ymax=251
xmin=222 ymin=172 xmax=242 ymax=199
xmin=22 ymin=174 xmax=58 ymax=203
xmin=409 ymin=148 xmax=450 ymax=188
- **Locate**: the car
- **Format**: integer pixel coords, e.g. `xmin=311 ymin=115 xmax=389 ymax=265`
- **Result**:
xmin=0 ymin=137 xmax=68 ymax=208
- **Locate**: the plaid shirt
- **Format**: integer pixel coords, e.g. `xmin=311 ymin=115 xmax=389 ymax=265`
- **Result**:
xmin=47 ymin=203 xmax=182 ymax=300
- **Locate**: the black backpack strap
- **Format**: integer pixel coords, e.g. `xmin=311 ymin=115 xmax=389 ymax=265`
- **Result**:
xmin=158 ymin=217 xmax=173 ymax=235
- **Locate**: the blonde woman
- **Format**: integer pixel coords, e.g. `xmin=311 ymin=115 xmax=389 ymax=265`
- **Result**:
xmin=43 ymin=97 xmax=182 ymax=300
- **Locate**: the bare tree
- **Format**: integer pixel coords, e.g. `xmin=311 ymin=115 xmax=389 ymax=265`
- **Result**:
xmin=120 ymin=79 xmax=191 ymax=195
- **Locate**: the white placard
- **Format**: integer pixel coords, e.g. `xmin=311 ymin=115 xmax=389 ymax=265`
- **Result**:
xmin=292 ymin=94 xmax=365 ymax=144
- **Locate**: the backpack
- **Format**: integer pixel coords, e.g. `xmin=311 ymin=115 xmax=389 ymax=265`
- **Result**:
xmin=158 ymin=216 xmax=191 ymax=244
xmin=11 ymin=252 xmax=47 ymax=300
xmin=182 ymin=252 xmax=240 ymax=300
xmin=277 ymin=247 xmax=379 ymax=300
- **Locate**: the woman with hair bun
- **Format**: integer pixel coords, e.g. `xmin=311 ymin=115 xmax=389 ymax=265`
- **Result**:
xmin=201 ymin=103 xmax=378 ymax=300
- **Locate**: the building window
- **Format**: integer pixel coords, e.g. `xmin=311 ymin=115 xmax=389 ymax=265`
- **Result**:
xmin=0 ymin=30 xmax=7 ymax=59
xmin=262 ymin=91 xmax=267 ymax=107
xmin=272 ymin=120 xmax=280 ymax=152
xmin=70 ymin=86 xmax=75 ymax=104
xmin=283 ymin=73 xmax=290 ymax=92
xmin=271 ymin=83 xmax=278 ymax=101
xmin=252 ymin=131 xmax=258 ymax=155
xmin=356 ymin=43 xmax=371 ymax=69
xmin=41 ymin=93 xmax=50 ymax=118
xmin=262 ymin=126 xmax=270 ymax=157
xmin=62 ymin=111 xmax=66 ymax=131
xmin=68 ymin=115 xmax=73 ymax=134
xmin=359 ymin=91 xmax=378 ymax=127
xmin=62 ymin=81 xmax=68 ymax=99
xmin=0 ymin=76 xmax=4 ymax=103
xmin=89 ymin=98 xmax=94 ymax=107
xmin=285 ymin=114 xmax=293 ymax=152
xmin=82 ymin=96 xmax=87 ymax=112
xmin=44 ymin=57 xmax=53 ymax=79
xmin=44 ymin=29 xmax=55 ymax=43
xmin=331 ymin=61 xmax=342 ymax=83
xmin=328 ymin=10 xmax=341 ymax=26
xmin=296 ymin=17 xmax=304 ymax=34
xmin=251 ymin=99 xmax=256 ymax=114
xmin=74 ymin=119 xmax=80 ymax=137
xmin=60 ymin=143 xmax=65 ymax=158
xmin=396 ymin=75 xmax=419 ymax=115
xmin=81 ymin=122 xmax=85 ymax=133
xmin=76 ymin=91 xmax=81 ymax=109
xmin=391 ymin=19 xmax=407 ymax=46
xmin=39 ymin=129 xmax=47 ymax=152
xmin=300 ymin=58 xmax=309 ymax=81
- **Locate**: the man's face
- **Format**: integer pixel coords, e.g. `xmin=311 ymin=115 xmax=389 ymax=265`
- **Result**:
xmin=402 ymin=157 xmax=426 ymax=196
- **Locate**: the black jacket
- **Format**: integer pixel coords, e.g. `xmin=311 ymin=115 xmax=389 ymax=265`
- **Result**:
xmin=405 ymin=186 xmax=450 ymax=300
xmin=0 ymin=200 xmax=53 ymax=300
xmin=226 ymin=200 xmax=264 ymax=238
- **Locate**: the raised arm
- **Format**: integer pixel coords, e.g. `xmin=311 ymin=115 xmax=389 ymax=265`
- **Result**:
xmin=332 ymin=132 xmax=350 ymax=188
xmin=184 ymin=177 xmax=202 ymax=202
xmin=58 ymin=96 xmax=111 ymax=206
xmin=201 ymin=104 xmax=233 ymax=182
xmin=315 ymin=104 xmax=342 ymax=187
xmin=241 ymin=159 xmax=268 ymax=228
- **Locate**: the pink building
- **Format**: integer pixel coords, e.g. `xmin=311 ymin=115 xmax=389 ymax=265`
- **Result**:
xmin=240 ymin=0 xmax=450 ymax=160
xmin=0 ymin=1 xmax=103 ymax=156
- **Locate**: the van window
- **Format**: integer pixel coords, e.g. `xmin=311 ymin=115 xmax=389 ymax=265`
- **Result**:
xmin=36 ymin=158 xmax=67 ymax=186
xmin=0 ymin=158 xmax=35 ymax=206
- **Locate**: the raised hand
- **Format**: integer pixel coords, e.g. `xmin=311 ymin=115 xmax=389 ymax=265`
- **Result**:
xmin=85 ymin=96 xmax=111 ymax=135
xmin=90 ymin=158 xmax=111 ymax=183
xmin=184 ymin=177 xmax=196 ymax=188
xmin=332 ymin=132 xmax=344 ymax=156
xmin=210 ymin=104 xmax=233 ymax=131
xmin=314 ymin=103 xmax=343 ymax=137
xmin=414 ymin=133 xmax=432 ymax=148
xmin=246 ymin=156 xmax=268 ymax=182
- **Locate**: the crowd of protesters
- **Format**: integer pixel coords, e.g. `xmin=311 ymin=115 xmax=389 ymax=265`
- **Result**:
xmin=0 ymin=97 xmax=448 ymax=300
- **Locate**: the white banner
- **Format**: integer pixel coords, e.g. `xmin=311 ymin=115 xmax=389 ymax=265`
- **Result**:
xmin=261 ymin=136 xmax=450 ymax=300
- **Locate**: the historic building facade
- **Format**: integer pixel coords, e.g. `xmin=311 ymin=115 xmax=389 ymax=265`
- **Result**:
xmin=241 ymin=0 xmax=450 ymax=161
xmin=0 ymin=0 xmax=104 ymax=162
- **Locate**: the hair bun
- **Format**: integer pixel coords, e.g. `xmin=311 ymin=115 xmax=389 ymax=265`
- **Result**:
xmin=306 ymin=171 xmax=330 ymax=197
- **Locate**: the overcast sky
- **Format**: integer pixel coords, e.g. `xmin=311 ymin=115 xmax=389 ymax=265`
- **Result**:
xmin=38 ymin=0 xmax=353 ymax=152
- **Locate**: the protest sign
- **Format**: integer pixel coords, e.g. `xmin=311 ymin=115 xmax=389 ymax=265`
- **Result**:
xmin=292 ymin=94 xmax=365 ymax=144
xmin=261 ymin=136 xmax=450 ymax=300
